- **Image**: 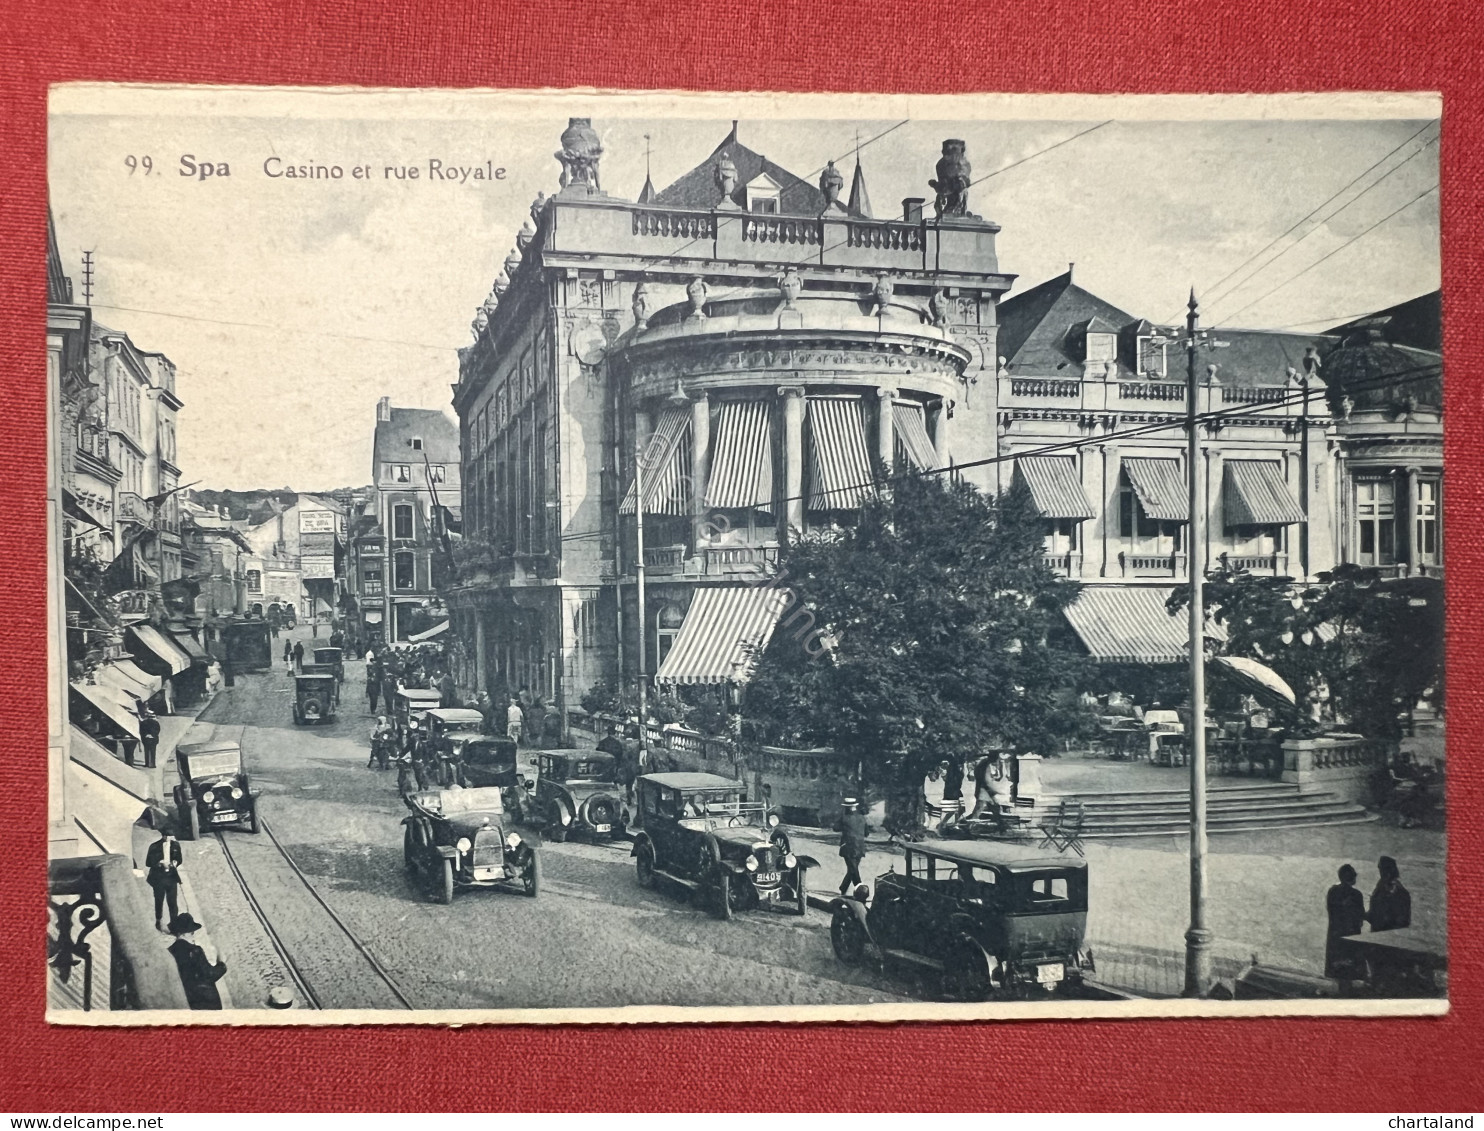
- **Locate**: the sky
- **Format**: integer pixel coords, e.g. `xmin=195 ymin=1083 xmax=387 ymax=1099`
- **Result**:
xmin=48 ymin=91 xmax=1440 ymax=491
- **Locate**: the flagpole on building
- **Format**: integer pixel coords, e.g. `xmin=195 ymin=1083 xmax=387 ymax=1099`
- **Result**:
xmin=1184 ymin=287 xmax=1214 ymax=997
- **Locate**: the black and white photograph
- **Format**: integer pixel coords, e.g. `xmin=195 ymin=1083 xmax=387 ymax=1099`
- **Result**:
xmin=44 ymin=87 xmax=1446 ymax=1022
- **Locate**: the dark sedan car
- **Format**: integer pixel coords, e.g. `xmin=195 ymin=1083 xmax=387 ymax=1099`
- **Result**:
xmin=402 ymin=786 xmax=539 ymax=905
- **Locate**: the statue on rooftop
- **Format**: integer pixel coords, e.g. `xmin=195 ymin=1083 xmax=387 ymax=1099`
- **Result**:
xmin=819 ymin=160 xmax=845 ymax=211
xmin=556 ymin=118 xmax=603 ymax=191
xmin=929 ymin=139 xmax=972 ymax=219
xmin=715 ymin=152 xmax=739 ymax=202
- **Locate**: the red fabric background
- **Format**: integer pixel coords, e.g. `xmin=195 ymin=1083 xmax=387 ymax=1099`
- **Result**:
xmin=2 ymin=0 xmax=1479 ymax=1112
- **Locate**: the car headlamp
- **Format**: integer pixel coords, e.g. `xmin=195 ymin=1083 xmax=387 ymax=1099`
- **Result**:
xmin=784 ymin=853 xmax=797 ymax=869
xmin=745 ymin=856 xmax=759 ymax=872
xmin=504 ymin=832 xmax=520 ymax=850
xmin=202 ymin=790 xmax=215 ymax=804
xmin=767 ymin=814 xmax=780 ymax=828
xmin=230 ymin=786 xmax=244 ymax=800
xmin=456 ymin=837 xmax=472 ymax=854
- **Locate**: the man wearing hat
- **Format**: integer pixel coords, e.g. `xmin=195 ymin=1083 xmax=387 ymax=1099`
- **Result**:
xmin=138 ymin=708 xmax=162 ymax=770
xmin=167 ymin=914 xmax=228 ymax=1010
xmin=836 ymin=796 xmax=869 ymax=896
xmin=145 ymin=828 xmax=183 ymax=931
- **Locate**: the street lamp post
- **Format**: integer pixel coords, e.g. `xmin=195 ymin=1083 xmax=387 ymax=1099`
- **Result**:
xmin=634 ymin=435 xmax=649 ymax=757
xmin=1184 ymin=287 xmax=1214 ymax=997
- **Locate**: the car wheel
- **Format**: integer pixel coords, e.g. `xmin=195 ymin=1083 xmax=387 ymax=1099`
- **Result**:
xmin=248 ymin=801 xmax=261 ymax=835
xmin=715 ymin=872 xmax=734 ymax=921
xmin=185 ymin=802 xmax=200 ymax=842
xmin=831 ymin=908 xmax=867 ymax=965
xmin=635 ymin=843 xmax=656 ymax=889
xmin=548 ymin=801 xmax=569 ymax=843
xmin=794 ymin=866 xmax=809 ymax=917
xmin=523 ymin=851 xmax=541 ymax=898
xmin=941 ymin=940 xmax=992 ymax=1003
xmin=437 ymin=858 xmax=455 ymax=905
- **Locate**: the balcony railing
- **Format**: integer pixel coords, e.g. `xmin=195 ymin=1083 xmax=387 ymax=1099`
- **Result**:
xmin=643 ymin=545 xmax=687 ymax=575
xmin=117 ymin=491 xmax=150 ymax=524
xmin=1119 ymin=381 xmax=1186 ymax=402
xmin=1221 ymin=552 xmax=1289 ymax=575
xmin=632 ymin=209 xmax=716 ymax=241
xmin=1222 ymin=385 xmax=1291 ymax=405
xmin=1011 ymin=377 xmax=1081 ymax=399
xmin=1042 ymin=550 xmax=1083 ymax=576
xmin=845 ymin=221 xmax=922 ymax=251
xmin=1120 ymin=551 xmax=1187 ymax=578
xmin=704 ymin=544 xmax=779 ymax=575
xmin=742 ymin=216 xmax=821 ymax=246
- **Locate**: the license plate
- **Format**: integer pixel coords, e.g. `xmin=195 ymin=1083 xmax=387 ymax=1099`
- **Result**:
xmin=754 ymin=871 xmax=780 ymax=885
xmin=473 ymin=866 xmax=499 ymax=880
xmin=592 ymin=823 xmax=611 ymax=833
xmin=1036 ymin=963 xmax=1064 ymax=984
xmin=210 ymin=812 xmax=237 ymax=823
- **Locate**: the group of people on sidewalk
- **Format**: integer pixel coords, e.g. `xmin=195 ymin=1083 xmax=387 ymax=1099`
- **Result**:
xmin=1324 ymin=855 xmax=1414 ymax=989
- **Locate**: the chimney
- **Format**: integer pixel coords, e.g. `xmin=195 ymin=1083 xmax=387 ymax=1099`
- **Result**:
xmin=376 ymin=396 xmax=391 ymax=423
xmin=902 ymin=197 xmax=925 ymax=223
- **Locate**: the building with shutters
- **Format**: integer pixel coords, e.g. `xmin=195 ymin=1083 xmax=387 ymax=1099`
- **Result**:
xmin=450 ymin=118 xmax=1011 ymax=716
xmin=449 ymin=118 xmax=1442 ymax=711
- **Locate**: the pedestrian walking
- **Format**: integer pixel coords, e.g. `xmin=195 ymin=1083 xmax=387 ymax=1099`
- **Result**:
xmin=138 ymin=709 xmax=162 ymax=770
xmin=836 ymin=796 xmax=868 ymax=896
xmin=292 ymin=641 xmax=305 ymax=671
xmin=367 ymin=669 xmax=381 ymax=715
xmin=312 ymin=619 xmax=319 ymax=639
xmin=283 ymin=638 xmax=293 ymax=672
xmin=166 ymin=914 xmax=227 ymax=1010
xmin=1367 ymin=856 xmax=1412 ymax=931
xmin=506 ymin=696 xmax=524 ymax=745
xmin=1324 ymin=863 xmax=1367 ymax=987
xmin=438 ymin=669 xmax=458 ymax=708
xmin=145 ymin=830 xmax=183 ymax=931
xmin=476 ymin=691 xmax=493 ymax=735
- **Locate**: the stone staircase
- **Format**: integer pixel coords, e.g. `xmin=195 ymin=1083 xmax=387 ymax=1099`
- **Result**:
xmin=1064 ymin=782 xmax=1375 ymax=837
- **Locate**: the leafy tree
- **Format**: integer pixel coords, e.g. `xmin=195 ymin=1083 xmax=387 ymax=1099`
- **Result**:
xmin=743 ymin=474 xmax=1084 ymax=833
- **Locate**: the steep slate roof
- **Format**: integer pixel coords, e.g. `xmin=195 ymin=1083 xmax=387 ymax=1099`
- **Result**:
xmin=1328 ymin=290 xmax=1441 ymax=353
xmin=998 ymin=270 xmax=1336 ymax=387
xmin=996 ymin=272 xmax=1140 ymax=377
xmin=650 ymin=127 xmax=863 ymax=217
xmin=373 ymin=407 xmax=460 ymax=467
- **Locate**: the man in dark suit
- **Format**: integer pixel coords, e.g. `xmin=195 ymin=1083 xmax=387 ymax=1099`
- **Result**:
xmin=145 ymin=830 xmax=183 ymax=931
xmin=138 ymin=710 xmax=162 ymax=769
xmin=167 ymin=914 xmax=227 ymax=1009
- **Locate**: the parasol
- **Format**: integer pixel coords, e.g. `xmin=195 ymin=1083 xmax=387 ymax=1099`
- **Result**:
xmin=1212 ymin=654 xmax=1297 ymax=709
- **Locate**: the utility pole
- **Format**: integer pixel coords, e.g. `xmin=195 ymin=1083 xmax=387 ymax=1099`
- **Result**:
xmin=634 ymin=435 xmax=649 ymax=757
xmin=1184 ymin=287 xmax=1214 ymax=997
xmin=81 ymin=250 xmax=95 ymax=307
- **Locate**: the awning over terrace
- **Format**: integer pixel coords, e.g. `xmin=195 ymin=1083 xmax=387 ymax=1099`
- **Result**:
xmin=1063 ymin=585 xmax=1225 ymax=664
xmin=1123 ymin=457 xmax=1188 ymax=522
xmin=806 ymin=396 xmax=874 ymax=509
xmin=128 ymin=624 xmax=191 ymax=675
xmin=1014 ymin=456 xmax=1096 ymax=519
xmin=653 ymin=585 xmax=791 ymax=685
xmin=70 ymin=681 xmax=142 ymax=740
xmin=706 ymin=400 xmax=775 ymax=509
xmin=619 ymin=406 xmax=692 ymax=516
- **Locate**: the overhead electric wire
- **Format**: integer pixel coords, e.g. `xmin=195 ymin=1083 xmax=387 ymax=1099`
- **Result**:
xmin=1187 ymin=122 xmax=1438 ymax=323
xmin=539 ymin=360 xmax=1439 ymax=545
xmin=1214 ymin=182 xmax=1439 ymax=328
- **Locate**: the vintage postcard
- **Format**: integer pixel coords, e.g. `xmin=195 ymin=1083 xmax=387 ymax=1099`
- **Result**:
xmin=44 ymin=86 xmax=1445 ymax=1024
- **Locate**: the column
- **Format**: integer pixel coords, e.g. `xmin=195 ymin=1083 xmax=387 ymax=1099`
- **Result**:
xmin=779 ymin=385 xmax=805 ymax=536
xmin=1100 ymin=444 xmax=1117 ymax=578
xmin=876 ymin=387 xmax=895 ymax=473
xmin=930 ymin=397 xmax=952 ymax=467
xmin=690 ymin=391 xmax=710 ymax=523
xmin=1405 ymin=466 xmax=1421 ymax=576
xmin=474 ymin=609 xmax=488 ymax=692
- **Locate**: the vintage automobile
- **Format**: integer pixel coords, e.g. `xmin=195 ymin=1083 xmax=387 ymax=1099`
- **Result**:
xmin=392 ymin=687 xmax=443 ymax=739
xmin=534 ymin=750 xmax=626 ymax=842
xmin=829 ymin=839 xmax=1095 ymax=1000
xmin=173 ymin=727 xmax=260 ymax=840
xmin=312 ymin=646 xmax=345 ymax=684
xmin=292 ymin=671 xmax=339 ymax=725
xmin=630 ymin=772 xmax=815 ymax=919
xmin=421 ymin=707 xmax=487 ymax=785
xmin=401 ymin=785 xmax=540 ymax=905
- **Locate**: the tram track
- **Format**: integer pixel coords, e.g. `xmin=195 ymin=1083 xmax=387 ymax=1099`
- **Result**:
xmin=214 ymin=817 xmax=415 ymax=1011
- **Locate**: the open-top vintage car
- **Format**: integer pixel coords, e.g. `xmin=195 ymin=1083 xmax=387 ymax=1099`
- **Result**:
xmin=293 ymin=671 xmax=339 ymax=725
xmin=174 ymin=727 xmax=260 ymax=840
xmin=312 ymin=646 xmax=345 ymax=684
xmin=830 ymin=839 xmax=1095 ymax=1000
xmin=401 ymin=786 xmax=540 ymax=905
xmin=535 ymin=750 xmax=626 ymax=842
xmin=393 ymin=687 xmax=443 ymax=739
xmin=630 ymin=772 xmax=815 ymax=919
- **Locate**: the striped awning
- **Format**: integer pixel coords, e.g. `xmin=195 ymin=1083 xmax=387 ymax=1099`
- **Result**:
xmin=620 ymin=407 xmax=692 ymax=516
xmin=170 ymin=630 xmax=209 ymax=664
xmin=1015 ymin=456 xmax=1095 ymax=519
xmin=1224 ymin=461 xmax=1306 ymax=526
xmin=95 ymin=659 xmax=163 ymax=701
xmin=706 ymin=401 xmax=774 ymax=509
xmin=893 ymin=402 xmax=938 ymax=472
xmin=806 ymin=396 xmax=875 ymax=509
xmin=653 ymin=586 xmax=790 ymax=685
xmin=408 ymin=620 xmax=449 ymax=642
xmin=128 ymin=623 xmax=191 ymax=675
xmin=1123 ymin=457 xmax=1188 ymax=522
xmin=70 ymin=681 xmax=142 ymax=739
xmin=1063 ymin=586 xmax=1226 ymax=664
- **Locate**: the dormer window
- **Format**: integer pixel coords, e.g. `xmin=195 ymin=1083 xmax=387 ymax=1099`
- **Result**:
xmin=1137 ymin=335 xmax=1167 ymax=378
xmin=745 ymin=172 xmax=782 ymax=214
xmin=1085 ymin=332 xmax=1117 ymax=364
xmin=411 ymin=437 xmax=423 ymax=451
